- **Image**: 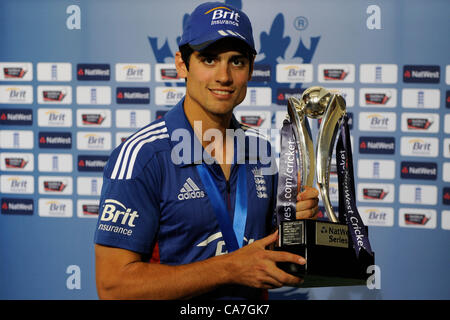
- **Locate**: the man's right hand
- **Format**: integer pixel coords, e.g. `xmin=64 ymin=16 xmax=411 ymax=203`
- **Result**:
xmin=224 ymin=230 xmax=305 ymax=289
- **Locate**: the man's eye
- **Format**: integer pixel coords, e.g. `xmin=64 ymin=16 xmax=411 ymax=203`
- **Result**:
xmin=232 ymin=59 xmax=245 ymax=67
xmin=203 ymin=57 xmax=215 ymax=65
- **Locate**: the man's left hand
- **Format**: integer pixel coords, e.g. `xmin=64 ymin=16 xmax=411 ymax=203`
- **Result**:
xmin=296 ymin=186 xmax=319 ymax=220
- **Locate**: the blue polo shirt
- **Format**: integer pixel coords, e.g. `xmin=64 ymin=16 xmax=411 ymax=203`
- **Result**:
xmin=94 ymin=97 xmax=277 ymax=299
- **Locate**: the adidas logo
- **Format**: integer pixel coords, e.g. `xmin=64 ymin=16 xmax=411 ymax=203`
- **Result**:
xmin=177 ymin=177 xmax=206 ymax=201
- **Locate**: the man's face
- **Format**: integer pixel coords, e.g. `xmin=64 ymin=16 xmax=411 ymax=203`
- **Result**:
xmin=176 ymin=40 xmax=253 ymax=117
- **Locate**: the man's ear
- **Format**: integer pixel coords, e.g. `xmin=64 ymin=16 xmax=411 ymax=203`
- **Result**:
xmin=175 ymin=51 xmax=188 ymax=79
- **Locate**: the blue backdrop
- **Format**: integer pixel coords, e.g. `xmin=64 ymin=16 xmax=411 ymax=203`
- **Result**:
xmin=1 ymin=0 xmax=449 ymax=300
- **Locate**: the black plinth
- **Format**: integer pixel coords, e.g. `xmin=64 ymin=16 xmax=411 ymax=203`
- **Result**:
xmin=275 ymin=219 xmax=375 ymax=288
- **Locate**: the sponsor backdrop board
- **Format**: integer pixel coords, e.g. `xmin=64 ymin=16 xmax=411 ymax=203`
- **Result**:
xmin=0 ymin=0 xmax=449 ymax=299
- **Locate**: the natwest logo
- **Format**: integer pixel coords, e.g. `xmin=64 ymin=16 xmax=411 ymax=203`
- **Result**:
xmin=116 ymin=87 xmax=150 ymax=104
xmin=1 ymin=198 xmax=33 ymax=215
xmin=77 ymin=155 xmax=108 ymax=172
xmin=38 ymin=132 xmax=72 ymax=149
xmin=77 ymin=64 xmax=110 ymax=81
xmin=403 ymin=65 xmax=440 ymax=83
xmin=400 ymin=161 xmax=437 ymax=180
xmin=359 ymin=137 xmax=395 ymax=154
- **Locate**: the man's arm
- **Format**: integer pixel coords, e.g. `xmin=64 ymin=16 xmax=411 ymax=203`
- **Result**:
xmin=95 ymin=230 xmax=305 ymax=300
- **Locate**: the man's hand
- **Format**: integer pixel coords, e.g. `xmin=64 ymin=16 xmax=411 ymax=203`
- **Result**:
xmin=296 ymin=186 xmax=319 ymax=219
xmin=225 ymin=230 xmax=305 ymax=289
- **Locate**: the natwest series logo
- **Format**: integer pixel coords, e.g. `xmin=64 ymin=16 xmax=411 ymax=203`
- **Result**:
xmin=77 ymin=64 xmax=110 ymax=81
xmin=403 ymin=65 xmax=440 ymax=83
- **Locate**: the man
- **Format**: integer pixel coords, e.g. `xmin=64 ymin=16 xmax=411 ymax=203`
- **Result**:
xmin=94 ymin=2 xmax=319 ymax=300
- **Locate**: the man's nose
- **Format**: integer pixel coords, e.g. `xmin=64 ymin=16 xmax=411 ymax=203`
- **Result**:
xmin=215 ymin=62 xmax=232 ymax=85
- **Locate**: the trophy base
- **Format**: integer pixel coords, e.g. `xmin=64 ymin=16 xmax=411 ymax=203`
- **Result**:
xmin=275 ymin=219 xmax=375 ymax=288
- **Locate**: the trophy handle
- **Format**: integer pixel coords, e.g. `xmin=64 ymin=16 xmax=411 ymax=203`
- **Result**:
xmin=316 ymin=94 xmax=346 ymax=223
xmin=287 ymin=97 xmax=315 ymax=190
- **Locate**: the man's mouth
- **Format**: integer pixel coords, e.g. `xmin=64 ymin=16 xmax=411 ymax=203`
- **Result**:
xmin=209 ymin=88 xmax=234 ymax=96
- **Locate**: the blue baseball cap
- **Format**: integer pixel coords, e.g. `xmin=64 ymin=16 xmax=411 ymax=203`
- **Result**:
xmin=179 ymin=2 xmax=256 ymax=55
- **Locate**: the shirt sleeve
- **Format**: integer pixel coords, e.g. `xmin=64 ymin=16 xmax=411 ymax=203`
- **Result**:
xmin=93 ymin=154 xmax=161 ymax=255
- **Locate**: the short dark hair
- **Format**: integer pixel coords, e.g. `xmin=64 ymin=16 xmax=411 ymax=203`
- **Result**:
xmin=179 ymin=38 xmax=255 ymax=72
xmin=179 ymin=44 xmax=194 ymax=71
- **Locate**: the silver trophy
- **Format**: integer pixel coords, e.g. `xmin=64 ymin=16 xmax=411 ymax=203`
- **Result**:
xmin=287 ymin=86 xmax=346 ymax=222
xmin=276 ymin=86 xmax=374 ymax=287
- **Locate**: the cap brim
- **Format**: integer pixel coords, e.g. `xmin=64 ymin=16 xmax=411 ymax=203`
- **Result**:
xmin=188 ymin=33 xmax=256 ymax=55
